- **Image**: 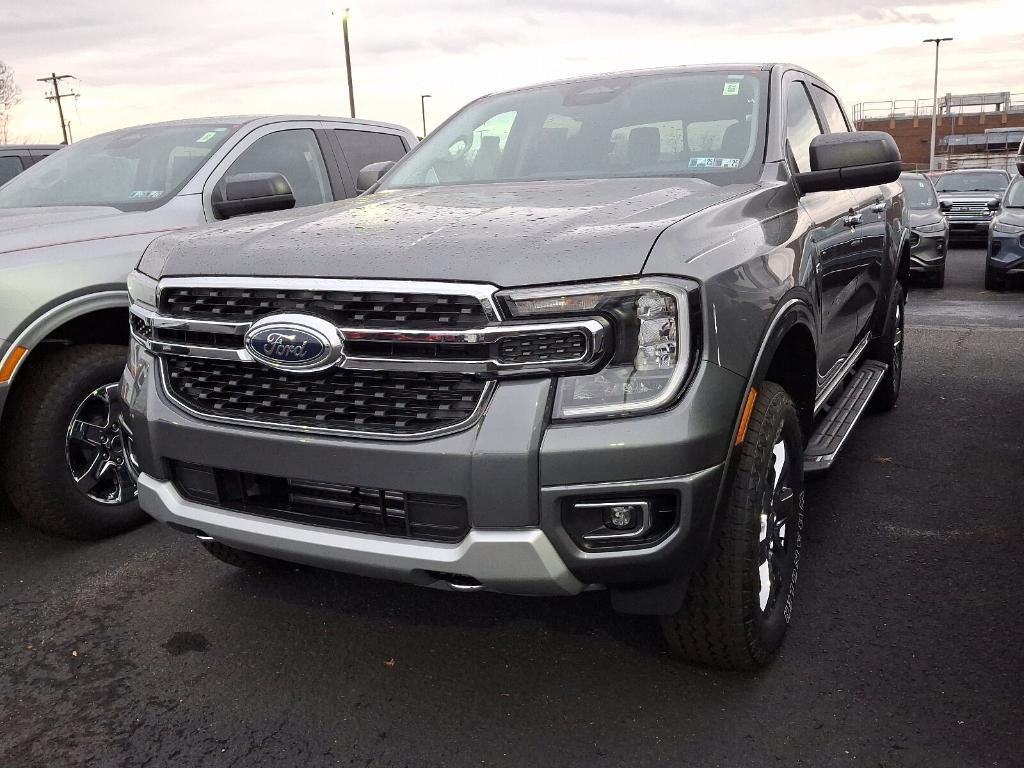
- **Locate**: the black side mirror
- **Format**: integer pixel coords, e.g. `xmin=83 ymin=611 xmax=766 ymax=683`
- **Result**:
xmin=356 ymin=161 xmax=396 ymax=194
xmin=986 ymin=199 xmax=1001 ymax=211
xmin=213 ymin=172 xmax=295 ymax=219
xmin=1016 ymin=156 xmax=1024 ymax=177
xmin=794 ymin=131 xmax=902 ymax=195
xmin=939 ymin=200 xmax=951 ymax=212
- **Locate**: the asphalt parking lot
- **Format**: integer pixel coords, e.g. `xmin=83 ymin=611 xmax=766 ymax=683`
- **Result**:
xmin=2 ymin=246 xmax=1022 ymax=768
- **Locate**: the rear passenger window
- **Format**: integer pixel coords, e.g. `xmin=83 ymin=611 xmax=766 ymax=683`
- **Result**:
xmin=0 ymin=156 xmax=25 ymax=186
xmin=811 ymin=86 xmax=851 ymax=134
xmin=785 ymin=81 xmax=823 ymax=174
xmin=335 ymin=130 xmax=408 ymax=182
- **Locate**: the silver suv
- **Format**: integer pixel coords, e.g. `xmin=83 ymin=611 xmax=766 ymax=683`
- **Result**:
xmin=0 ymin=115 xmax=415 ymax=538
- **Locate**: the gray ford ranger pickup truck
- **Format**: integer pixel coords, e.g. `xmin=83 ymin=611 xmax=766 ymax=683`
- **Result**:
xmin=0 ymin=115 xmax=415 ymax=538
xmin=123 ymin=64 xmax=907 ymax=669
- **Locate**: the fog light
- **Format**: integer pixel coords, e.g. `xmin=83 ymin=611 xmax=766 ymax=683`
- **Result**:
xmin=576 ymin=500 xmax=650 ymax=541
xmin=605 ymin=504 xmax=638 ymax=529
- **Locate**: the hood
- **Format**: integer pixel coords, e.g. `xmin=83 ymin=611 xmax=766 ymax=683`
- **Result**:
xmin=994 ymin=208 xmax=1024 ymax=227
xmin=0 ymin=205 xmax=173 ymax=256
xmin=143 ymin=178 xmax=756 ymax=287
xmin=909 ymin=209 xmax=944 ymax=228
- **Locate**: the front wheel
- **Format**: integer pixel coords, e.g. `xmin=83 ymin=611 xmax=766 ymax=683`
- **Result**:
xmin=985 ymin=265 xmax=1005 ymax=292
xmin=2 ymin=345 xmax=147 ymax=539
xmin=661 ymin=382 xmax=804 ymax=669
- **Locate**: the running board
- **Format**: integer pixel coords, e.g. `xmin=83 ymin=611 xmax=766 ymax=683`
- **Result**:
xmin=804 ymin=360 xmax=888 ymax=474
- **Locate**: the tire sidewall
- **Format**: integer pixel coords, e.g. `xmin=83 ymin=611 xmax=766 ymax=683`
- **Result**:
xmin=749 ymin=393 xmax=805 ymax=653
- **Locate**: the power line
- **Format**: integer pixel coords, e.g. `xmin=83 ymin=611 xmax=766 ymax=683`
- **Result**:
xmin=36 ymin=72 xmax=78 ymax=144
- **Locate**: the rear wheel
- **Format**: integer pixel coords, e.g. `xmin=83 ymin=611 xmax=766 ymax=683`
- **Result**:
xmin=660 ymin=382 xmax=804 ymax=669
xmin=3 ymin=345 xmax=147 ymax=539
xmin=869 ymin=284 xmax=905 ymax=412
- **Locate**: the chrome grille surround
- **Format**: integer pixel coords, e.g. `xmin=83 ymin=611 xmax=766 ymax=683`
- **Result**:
xmin=132 ymin=277 xmax=610 ymax=440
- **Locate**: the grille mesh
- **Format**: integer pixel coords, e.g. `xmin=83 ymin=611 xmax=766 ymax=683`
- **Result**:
xmin=160 ymin=287 xmax=488 ymax=329
xmin=164 ymin=356 xmax=489 ymax=435
xmin=497 ymin=331 xmax=587 ymax=363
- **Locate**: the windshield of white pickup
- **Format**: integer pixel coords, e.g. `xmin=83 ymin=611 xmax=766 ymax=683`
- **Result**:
xmin=383 ymin=70 xmax=767 ymax=189
xmin=0 ymin=122 xmax=240 ymax=212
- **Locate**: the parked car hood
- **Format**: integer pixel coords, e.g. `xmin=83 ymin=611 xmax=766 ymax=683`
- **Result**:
xmin=909 ymin=210 xmax=944 ymax=228
xmin=0 ymin=206 xmax=177 ymax=256
xmin=144 ymin=178 xmax=756 ymax=286
xmin=994 ymin=208 xmax=1024 ymax=227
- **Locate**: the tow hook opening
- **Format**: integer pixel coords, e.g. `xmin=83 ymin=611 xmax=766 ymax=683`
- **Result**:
xmin=427 ymin=572 xmax=484 ymax=591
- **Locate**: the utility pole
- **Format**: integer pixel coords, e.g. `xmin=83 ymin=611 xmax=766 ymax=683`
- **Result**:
xmin=37 ymin=72 xmax=78 ymax=145
xmin=420 ymin=94 xmax=431 ymax=138
xmin=342 ymin=8 xmax=355 ymax=118
xmin=923 ymin=38 xmax=952 ymax=172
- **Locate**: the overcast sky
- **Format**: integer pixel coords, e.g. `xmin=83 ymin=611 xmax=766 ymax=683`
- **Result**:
xmin=3 ymin=0 xmax=1021 ymax=143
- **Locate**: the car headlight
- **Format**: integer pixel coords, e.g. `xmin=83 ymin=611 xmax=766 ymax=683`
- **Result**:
xmin=126 ymin=270 xmax=158 ymax=309
xmin=913 ymin=221 xmax=946 ymax=234
xmin=498 ymin=278 xmax=695 ymax=419
xmin=991 ymin=221 xmax=1024 ymax=235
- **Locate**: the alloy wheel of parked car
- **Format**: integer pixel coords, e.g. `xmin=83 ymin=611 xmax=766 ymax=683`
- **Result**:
xmin=2 ymin=344 xmax=148 ymax=539
xmin=870 ymin=284 xmax=905 ymax=412
xmin=65 ymin=382 xmax=138 ymax=505
xmin=757 ymin=437 xmax=799 ymax=616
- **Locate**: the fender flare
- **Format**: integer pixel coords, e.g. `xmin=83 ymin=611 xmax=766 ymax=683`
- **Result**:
xmin=0 ymin=290 xmax=128 ymax=387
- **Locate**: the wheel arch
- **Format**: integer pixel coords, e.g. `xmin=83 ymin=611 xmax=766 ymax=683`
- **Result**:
xmin=0 ymin=291 xmax=128 ymax=422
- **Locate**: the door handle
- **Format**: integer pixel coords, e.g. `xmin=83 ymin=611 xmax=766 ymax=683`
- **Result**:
xmin=843 ymin=214 xmax=862 ymax=227
xmin=870 ymin=202 xmax=886 ymax=213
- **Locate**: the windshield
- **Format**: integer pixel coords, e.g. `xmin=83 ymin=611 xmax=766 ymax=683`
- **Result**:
xmin=382 ymin=70 xmax=767 ymax=190
xmin=1004 ymin=178 xmax=1024 ymax=208
xmin=934 ymin=170 xmax=1009 ymax=193
xmin=0 ymin=123 xmax=240 ymax=211
xmin=900 ymin=175 xmax=938 ymax=210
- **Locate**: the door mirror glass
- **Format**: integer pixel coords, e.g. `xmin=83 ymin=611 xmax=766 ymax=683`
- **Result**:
xmin=212 ymin=172 xmax=295 ymax=219
xmin=356 ymin=161 xmax=396 ymax=193
xmin=794 ymin=131 xmax=901 ymax=194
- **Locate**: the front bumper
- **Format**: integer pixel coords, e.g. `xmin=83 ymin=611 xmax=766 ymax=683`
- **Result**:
xmin=988 ymin=231 xmax=1024 ymax=278
xmin=124 ymin=347 xmax=741 ymax=593
xmin=909 ymin=232 xmax=947 ymax=274
xmin=139 ymin=474 xmax=585 ymax=595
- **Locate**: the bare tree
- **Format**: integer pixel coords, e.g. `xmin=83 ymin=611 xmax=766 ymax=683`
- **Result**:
xmin=0 ymin=61 xmax=23 ymax=144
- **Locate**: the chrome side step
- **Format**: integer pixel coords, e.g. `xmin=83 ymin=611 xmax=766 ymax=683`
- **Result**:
xmin=804 ymin=360 xmax=888 ymax=474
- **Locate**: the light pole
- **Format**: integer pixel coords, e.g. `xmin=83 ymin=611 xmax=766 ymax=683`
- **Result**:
xmin=923 ymin=37 xmax=952 ymax=171
xmin=342 ymin=7 xmax=355 ymax=118
xmin=420 ymin=94 xmax=431 ymax=138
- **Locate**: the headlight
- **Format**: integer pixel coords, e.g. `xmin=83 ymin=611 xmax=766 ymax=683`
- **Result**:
xmin=913 ymin=221 xmax=946 ymax=234
xmin=499 ymin=278 xmax=695 ymax=419
xmin=991 ymin=221 xmax=1024 ymax=235
xmin=126 ymin=270 xmax=158 ymax=309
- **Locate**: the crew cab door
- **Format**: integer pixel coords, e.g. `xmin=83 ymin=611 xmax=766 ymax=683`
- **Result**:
xmin=785 ymin=77 xmax=860 ymax=375
xmin=809 ymin=83 xmax=887 ymax=342
xmin=200 ymin=121 xmax=342 ymax=222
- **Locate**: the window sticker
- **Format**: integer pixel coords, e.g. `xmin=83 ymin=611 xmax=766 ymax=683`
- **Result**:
xmin=722 ymin=82 xmax=740 ymax=96
xmin=689 ymin=157 xmax=741 ymax=169
xmin=129 ymin=190 xmax=164 ymax=199
xmin=195 ymin=128 xmax=227 ymax=143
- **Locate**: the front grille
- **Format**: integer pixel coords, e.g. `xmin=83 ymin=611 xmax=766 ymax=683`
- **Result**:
xmin=171 ymin=461 xmax=469 ymax=542
xmin=160 ymin=287 xmax=489 ymax=329
xmin=163 ymin=356 xmax=489 ymax=436
xmin=498 ymin=330 xmax=587 ymax=363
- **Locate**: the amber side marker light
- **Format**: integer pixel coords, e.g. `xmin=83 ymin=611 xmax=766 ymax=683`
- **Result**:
xmin=735 ymin=386 xmax=758 ymax=445
xmin=0 ymin=346 xmax=28 ymax=383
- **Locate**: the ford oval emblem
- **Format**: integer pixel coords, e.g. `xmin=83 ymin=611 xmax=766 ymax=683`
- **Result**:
xmin=244 ymin=314 xmax=344 ymax=373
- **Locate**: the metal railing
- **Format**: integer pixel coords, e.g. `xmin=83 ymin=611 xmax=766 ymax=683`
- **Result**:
xmin=852 ymin=93 xmax=1024 ymax=122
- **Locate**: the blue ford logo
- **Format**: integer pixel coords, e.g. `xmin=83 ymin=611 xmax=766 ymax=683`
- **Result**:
xmin=244 ymin=314 xmax=343 ymax=373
